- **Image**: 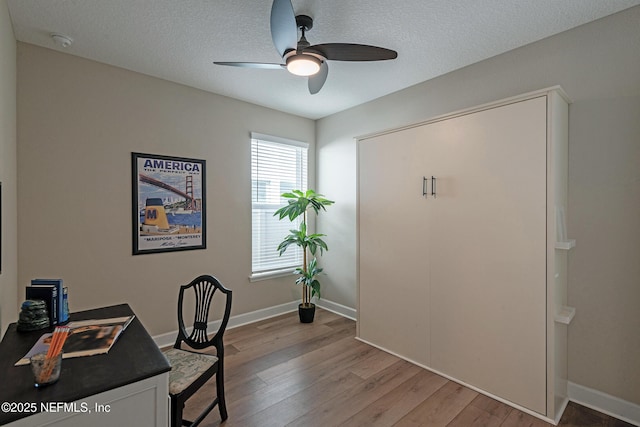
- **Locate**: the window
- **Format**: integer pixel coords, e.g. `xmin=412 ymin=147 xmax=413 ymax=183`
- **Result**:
xmin=251 ymin=133 xmax=308 ymax=278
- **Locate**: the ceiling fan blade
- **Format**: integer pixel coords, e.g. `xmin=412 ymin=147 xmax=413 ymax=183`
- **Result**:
xmin=306 ymin=44 xmax=397 ymax=61
xmin=270 ymin=0 xmax=298 ymax=57
xmin=308 ymin=61 xmax=328 ymax=94
xmin=214 ymin=62 xmax=285 ymax=70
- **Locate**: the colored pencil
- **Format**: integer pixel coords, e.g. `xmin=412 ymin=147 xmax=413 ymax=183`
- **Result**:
xmin=40 ymin=326 xmax=69 ymax=382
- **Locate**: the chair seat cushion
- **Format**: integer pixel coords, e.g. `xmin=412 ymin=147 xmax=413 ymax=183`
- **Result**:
xmin=164 ymin=348 xmax=218 ymax=395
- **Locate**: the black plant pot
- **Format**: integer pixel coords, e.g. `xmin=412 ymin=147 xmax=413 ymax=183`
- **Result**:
xmin=298 ymin=303 xmax=316 ymax=323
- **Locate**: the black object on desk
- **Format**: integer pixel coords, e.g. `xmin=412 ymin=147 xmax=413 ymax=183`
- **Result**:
xmin=0 ymin=303 xmax=171 ymax=425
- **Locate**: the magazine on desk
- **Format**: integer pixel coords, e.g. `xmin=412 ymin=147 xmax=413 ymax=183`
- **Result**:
xmin=15 ymin=315 xmax=135 ymax=366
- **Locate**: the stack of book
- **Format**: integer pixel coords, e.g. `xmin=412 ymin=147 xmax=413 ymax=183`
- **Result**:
xmin=25 ymin=279 xmax=69 ymax=326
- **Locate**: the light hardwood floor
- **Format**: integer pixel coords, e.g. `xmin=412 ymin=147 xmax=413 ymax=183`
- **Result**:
xmin=175 ymin=308 xmax=633 ymax=427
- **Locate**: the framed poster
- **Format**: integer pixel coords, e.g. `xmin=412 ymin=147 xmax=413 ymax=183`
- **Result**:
xmin=131 ymin=153 xmax=206 ymax=255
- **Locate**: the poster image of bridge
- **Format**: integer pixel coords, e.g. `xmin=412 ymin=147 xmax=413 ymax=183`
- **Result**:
xmin=131 ymin=152 xmax=206 ymax=255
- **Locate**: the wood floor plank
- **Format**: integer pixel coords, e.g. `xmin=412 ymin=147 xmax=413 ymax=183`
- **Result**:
xmin=222 ymin=343 xmax=360 ymax=416
xmin=218 ymin=336 xmax=373 ymax=423
xmin=260 ymin=338 xmax=375 ymax=387
xmin=556 ymin=401 xmax=607 ymax=427
xmin=285 ymin=360 xmax=424 ymax=427
xmin=348 ymin=346 xmax=403 ymax=380
xmin=557 ymin=402 xmax=635 ymax=427
xmin=394 ymin=380 xmax=478 ymax=427
xmin=224 ymin=371 xmax=267 ymax=402
xmin=446 ymin=403 xmax=505 ymax=427
xmin=446 ymin=393 xmax=514 ymax=427
xmin=225 ymin=323 xmax=272 ymax=346
xmin=467 ymin=393 xmax=513 ymax=420
xmin=231 ymin=322 xmax=333 ymax=352
xmin=225 ymin=316 xmax=355 ymax=376
xmin=501 ymin=408 xmax=555 ymax=427
xmin=342 ymin=368 xmax=449 ymax=426
xmin=231 ymin=308 xmax=342 ymax=346
xmin=227 ymin=369 xmax=365 ymax=427
xmin=222 ymin=337 xmax=378 ymax=424
xmin=256 ymin=333 xmax=372 ymax=383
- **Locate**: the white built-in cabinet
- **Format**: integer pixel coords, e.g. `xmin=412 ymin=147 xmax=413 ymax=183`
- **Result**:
xmin=357 ymin=87 xmax=572 ymax=422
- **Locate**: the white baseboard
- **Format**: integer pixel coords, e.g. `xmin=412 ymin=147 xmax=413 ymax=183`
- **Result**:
xmin=568 ymin=382 xmax=640 ymax=426
xmin=316 ymin=299 xmax=357 ymax=320
xmin=554 ymin=396 xmax=570 ymax=425
xmin=153 ymin=300 xmax=299 ymax=348
xmin=226 ymin=300 xmax=300 ymax=329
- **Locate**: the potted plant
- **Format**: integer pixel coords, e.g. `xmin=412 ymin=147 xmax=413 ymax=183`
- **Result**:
xmin=274 ymin=189 xmax=334 ymax=323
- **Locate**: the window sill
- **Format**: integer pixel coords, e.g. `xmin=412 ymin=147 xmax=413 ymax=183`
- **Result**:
xmin=249 ymin=269 xmax=296 ymax=282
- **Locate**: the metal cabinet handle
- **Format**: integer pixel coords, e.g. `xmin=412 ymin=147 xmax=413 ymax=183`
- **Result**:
xmin=432 ymin=176 xmax=437 ymax=199
xmin=423 ymin=176 xmax=437 ymax=198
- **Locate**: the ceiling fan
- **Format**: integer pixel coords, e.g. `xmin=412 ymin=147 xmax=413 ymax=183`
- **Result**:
xmin=213 ymin=0 xmax=398 ymax=94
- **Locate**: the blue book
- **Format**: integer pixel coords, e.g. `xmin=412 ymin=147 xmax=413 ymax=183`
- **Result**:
xmin=31 ymin=279 xmax=68 ymax=323
xmin=62 ymin=287 xmax=69 ymax=321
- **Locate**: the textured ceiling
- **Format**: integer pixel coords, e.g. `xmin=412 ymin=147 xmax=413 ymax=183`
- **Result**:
xmin=7 ymin=0 xmax=640 ymax=119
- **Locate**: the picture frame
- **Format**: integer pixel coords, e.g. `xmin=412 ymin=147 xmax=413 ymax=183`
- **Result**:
xmin=131 ymin=153 xmax=206 ymax=255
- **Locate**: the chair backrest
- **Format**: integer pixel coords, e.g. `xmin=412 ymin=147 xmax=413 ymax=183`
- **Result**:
xmin=174 ymin=275 xmax=232 ymax=353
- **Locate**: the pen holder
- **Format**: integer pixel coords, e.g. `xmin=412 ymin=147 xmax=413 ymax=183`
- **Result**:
xmin=30 ymin=352 xmax=62 ymax=387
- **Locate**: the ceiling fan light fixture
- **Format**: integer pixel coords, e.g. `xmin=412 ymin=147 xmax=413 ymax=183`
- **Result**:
xmin=286 ymin=54 xmax=321 ymax=76
xmin=215 ymin=1 xmax=398 ymax=94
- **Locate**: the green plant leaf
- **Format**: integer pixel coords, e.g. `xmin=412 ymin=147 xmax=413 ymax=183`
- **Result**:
xmin=273 ymin=189 xmax=334 ymax=220
xmin=294 ymin=258 xmax=324 ymax=300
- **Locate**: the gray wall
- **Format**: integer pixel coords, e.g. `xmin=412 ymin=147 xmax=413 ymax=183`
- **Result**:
xmin=316 ymin=6 xmax=640 ymax=404
xmin=568 ymin=97 xmax=640 ymax=405
xmin=16 ymin=43 xmax=315 ymax=337
xmin=0 ymin=0 xmax=17 ymax=337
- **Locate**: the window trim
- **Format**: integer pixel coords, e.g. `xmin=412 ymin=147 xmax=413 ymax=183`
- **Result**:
xmin=250 ymin=132 xmax=309 ymax=150
xmin=249 ymin=268 xmax=295 ymax=282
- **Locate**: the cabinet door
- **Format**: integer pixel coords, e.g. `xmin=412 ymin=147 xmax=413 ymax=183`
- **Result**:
xmin=428 ymin=97 xmax=548 ymax=414
xmin=358 ymin=128 xmax=430 ymax=366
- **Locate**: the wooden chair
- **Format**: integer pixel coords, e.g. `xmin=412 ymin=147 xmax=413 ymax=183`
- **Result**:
xmin=164 ymin=275 xmax=232 ymax=427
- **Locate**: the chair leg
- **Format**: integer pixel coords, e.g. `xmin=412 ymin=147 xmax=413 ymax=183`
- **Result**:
xmin=216 ymin=368 xmax=228 ymax=421
xmin=171 ymin=395 xmax=184 ymax=427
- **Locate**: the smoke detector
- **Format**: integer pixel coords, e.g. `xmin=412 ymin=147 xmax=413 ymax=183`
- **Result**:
xmin=51 ymin=33 xmax=73 ymax=48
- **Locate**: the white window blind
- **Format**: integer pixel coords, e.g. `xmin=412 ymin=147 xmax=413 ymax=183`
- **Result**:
xmin=251 ymin=133 xmax=308 ymax=276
